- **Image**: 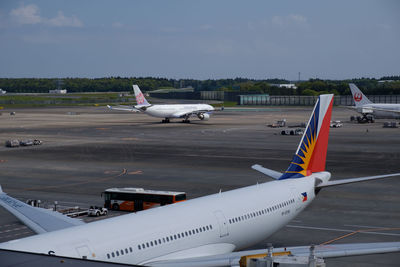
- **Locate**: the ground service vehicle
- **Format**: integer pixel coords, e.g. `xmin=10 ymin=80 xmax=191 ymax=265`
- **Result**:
xmin=88 ymin=206 xmax=108 ymax=217
xmin=102 ymin=187 xmax=186 ymax=212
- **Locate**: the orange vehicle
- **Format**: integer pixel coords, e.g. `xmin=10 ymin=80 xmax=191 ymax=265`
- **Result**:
xmin=102 ymin=187 xmax=186 ymax=212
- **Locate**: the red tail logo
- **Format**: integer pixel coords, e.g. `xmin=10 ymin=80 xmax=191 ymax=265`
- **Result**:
xmin=354 ymin=93 xmax=362 ymax=102
xmin=136 ymin=93 xmax=145 ymax=104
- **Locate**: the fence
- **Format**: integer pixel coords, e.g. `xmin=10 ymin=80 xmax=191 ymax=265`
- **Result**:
xmin=148 ymin=91 xmax=400 ymax=106
xmin=237 ymin=95 xmax=400 ymax=106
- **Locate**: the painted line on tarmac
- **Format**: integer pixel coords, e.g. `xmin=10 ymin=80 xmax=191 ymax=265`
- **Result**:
xmin=286 ymin=224 xmax=400 ymax=237
xmin=0 ymin=223 xmax=25 ymax=229
xmin=344 ymin=224 xmax=389 ymax=229
xmin=23 ymin=168 xmax=127 ymax=191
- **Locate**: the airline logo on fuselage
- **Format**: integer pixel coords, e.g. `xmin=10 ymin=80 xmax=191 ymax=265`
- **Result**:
xmin=301 ymin=192 xmax=308 ymax=202
xmin=354 ymin=93 xmax=362 ymax=102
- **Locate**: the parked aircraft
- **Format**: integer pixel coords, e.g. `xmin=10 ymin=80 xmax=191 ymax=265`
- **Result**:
xmin=107 ymin=85 xmax=215 ymax=123
xmin=1 ymin=94 xmax=400 ymax=266
xmin=349 ymin=83 xmax=400 ymax=122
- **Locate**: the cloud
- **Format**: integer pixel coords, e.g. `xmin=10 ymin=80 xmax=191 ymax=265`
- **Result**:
xmin=10 ymin=4 xmax=82 ymax=27
xmin=199 ymin=24 xmax=213 ymax=31
xmin=47 ymin=11 xmax=82 ymax=27
xmin=112 ymin=22 xmax=124 ymax=28
xmin=10 ymin=4 xmax=41 ymax=25
xmin=271 ymin=14 xmax=307 ymax=27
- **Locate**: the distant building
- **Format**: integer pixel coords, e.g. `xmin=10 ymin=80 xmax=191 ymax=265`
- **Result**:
xmin=270 ymin=83 xmax=297 ymax=89
xmin=49 ymin=89 xmax=67 ymax=94
xmin=378 ymin=80 xmax=395 ymax=83
xmin=0 ymin=89 xmax=6 ymax=94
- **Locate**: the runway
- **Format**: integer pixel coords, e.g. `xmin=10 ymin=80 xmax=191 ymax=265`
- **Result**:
xmin=0 ymin=105 xmax=399 ymax=266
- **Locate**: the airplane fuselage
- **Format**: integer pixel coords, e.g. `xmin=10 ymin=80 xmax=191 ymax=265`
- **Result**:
xmin=356 ymin=104 xmax=400 ymax=119
xmin=0 ymin=173 xmax=329 ymax=265
xmin=140 ymin=104 xmax=214 ymax=119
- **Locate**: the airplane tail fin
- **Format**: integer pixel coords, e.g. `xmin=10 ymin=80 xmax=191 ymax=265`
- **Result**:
xmin=349 ymin=83 xmax=372 ymax=107
xmin=133 ymin=85 xmax=151 ymax=106
xmin=279 ymin=94 xmax=334 ymax=179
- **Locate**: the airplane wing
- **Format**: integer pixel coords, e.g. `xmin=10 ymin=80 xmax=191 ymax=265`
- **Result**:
xmin=172 ymin=110 xmax=212 ymax=118
xmin=0 ymin=185 xmax=85 ymax=234
xmin=316 ymin=173 xmax=400 ymax=188
xmin=148 ymin=242 xmax=400 ymax=267
xmin=107 ymin=105 xmax=140 ymax=112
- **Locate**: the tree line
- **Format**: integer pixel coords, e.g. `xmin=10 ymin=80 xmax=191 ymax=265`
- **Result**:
xmin=0 ymin=76 xmax=399 ymax=95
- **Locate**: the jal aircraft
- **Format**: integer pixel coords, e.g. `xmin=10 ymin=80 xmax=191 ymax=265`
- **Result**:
xmin=349 ymin=83 xmax=400 ymax=122
xmin=108 ymin=85 xmax=215 ymax=123
xmin=1 ymin=94 xmax=400 ymax=266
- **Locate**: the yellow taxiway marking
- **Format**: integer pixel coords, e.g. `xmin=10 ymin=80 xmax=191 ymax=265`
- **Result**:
xmin=128 ymin=170 xmax=143 ymax=175
xmin=321 ymin=227 xmax=400 ymax=245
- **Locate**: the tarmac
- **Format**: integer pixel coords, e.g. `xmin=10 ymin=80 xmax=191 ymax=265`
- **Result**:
xmin=0 ymin=105 xmax=399 ymax=266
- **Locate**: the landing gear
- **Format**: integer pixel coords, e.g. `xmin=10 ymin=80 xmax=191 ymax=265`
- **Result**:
xmin=182 ymin=115 xmax=191 ymax=123
xmin=161 ymin=118 xmax=170 ymax=123
xmin=357 ymin=114 xmax=374 ymax=123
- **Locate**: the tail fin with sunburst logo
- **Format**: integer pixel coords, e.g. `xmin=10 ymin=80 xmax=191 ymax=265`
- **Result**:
xmin=279 ymin=94 xmax=334 ymax=179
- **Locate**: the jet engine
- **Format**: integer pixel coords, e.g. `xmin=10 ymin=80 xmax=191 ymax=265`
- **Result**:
xmin=198 ymin=113 xmax=210 ymax=121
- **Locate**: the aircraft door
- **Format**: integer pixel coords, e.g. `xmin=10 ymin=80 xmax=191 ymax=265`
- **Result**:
xmin=76 ymin=244 xmax=91 ymax=259
xmin=214 ymin=210 xmax=229 ymax=237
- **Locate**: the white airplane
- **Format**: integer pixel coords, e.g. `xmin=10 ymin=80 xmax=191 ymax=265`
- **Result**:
xmin=107 ymin=85 xmax=215 ymax=123
xmin=349 ymin=83 xmax=400 ymax=122
xmin=1 ymin=94 xmax=400 ymax=266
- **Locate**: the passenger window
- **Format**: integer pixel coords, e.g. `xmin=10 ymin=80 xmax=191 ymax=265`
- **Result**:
xmin=178 ymin=233 xmax=181 ymax=238
xmin=159 ymin=239 xmax=162 ymax=244
xmin=138 ymin=245 xmax=141 ymax=250
xmin=146 ymin=243 xmax=149 ymax=248
xmin=206 ymin=226 xmax=209 ymax=230
xmin=107 ymin=254 xmax=110 ymax=259
xmin=125 ymin=248 xmax=128 ymax=253
xmin=129 ymin=247 xmax=133 ymax=252
xmin=112 ymin=252 xmax=115 ymax=257
xmin=163 ymin=238 xmax=166 ymax=242
xmin=210 ymin=224 xmax=212 ymax=229
xmin=174 ymin=235 xmax=177 ymax=239
xmin=166 ymin=237 xmax=169 ymax=242
xmin=196 ymin=229 xmax=199 ymax=233
xmin=150 ymin=241 xmax=153 ymax=246
xmin=116 ymin=251 xmax=119 ymax=256
xmin=155 ymin=240 xmax=158 ymax=245
xmin=121 ymin=250 xmax=124 ymax=255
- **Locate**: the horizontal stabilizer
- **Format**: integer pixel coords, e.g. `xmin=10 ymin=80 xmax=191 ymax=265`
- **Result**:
xmin=107 ymin=105 xmax=139 ymax=112
xmin=0 ymin=186 xmax=85 ymax=234
xmin=251 ymin=164 xmax=282 ymax=179
xmin=317 ymin=173 xmax=400 ymax=188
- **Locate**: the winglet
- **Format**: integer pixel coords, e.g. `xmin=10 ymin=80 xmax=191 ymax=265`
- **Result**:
xmin=279 ymin=94 xmax=334 ymax=179
xmin=133 ymin=85 xmax=151 ymax=107
xmin=0 ymin=186 xmax=84 ymax=234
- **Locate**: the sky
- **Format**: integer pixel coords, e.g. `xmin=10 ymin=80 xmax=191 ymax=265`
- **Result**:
xmin=0 ymin=0 xmax=399 ymax=80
